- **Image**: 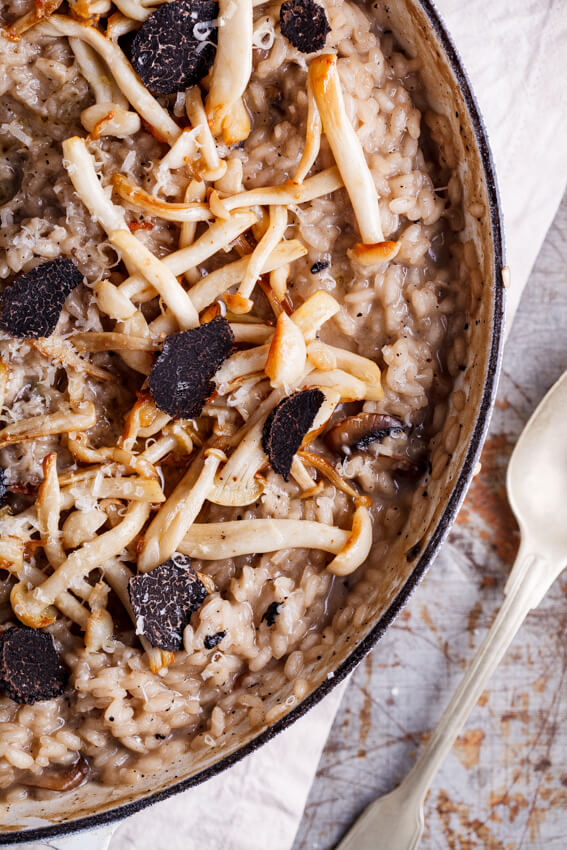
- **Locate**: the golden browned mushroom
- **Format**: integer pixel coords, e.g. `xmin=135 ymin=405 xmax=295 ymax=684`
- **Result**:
xmin=308 ymin=54 xmax=384 ymax=246
xmin=325 ymin=412 xmax=406 ymax=454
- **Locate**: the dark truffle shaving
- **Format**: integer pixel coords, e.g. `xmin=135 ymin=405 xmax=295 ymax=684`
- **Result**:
xmin=280 ymin=0 xmax=330 ymax=53
xmin=130 ymin=0 xmax=219 ymax=95
xmin=148 ymin=316 xmax=234 ymax=419
xmin=204 ymin=631 xmax=226 ymax=649
xmin=128 ymin=557 xmax=208 ymax=652
xmin=262 ymin=388 xmax=324 ymax=480
xmin=310 ymin=260 xmax=329 ymax=274
xmin=0 ymin=258 xmax=82 ymax=339
xmin=261 ymin=601 xmax=281 ymax=626
xmin=0 ymin=627 xmax=68 ymax=705
xmin=0 ymin=468 xmax=6 ymax=507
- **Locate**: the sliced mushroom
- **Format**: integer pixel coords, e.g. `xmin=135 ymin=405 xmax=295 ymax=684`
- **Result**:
xmin=21 ymin=756 xmax=90 ymax=792
xmin=325 ymin=412 xmax=405 ymax=454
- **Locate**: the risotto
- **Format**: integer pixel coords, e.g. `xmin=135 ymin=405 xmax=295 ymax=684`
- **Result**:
xmin=0 ymin=0 xmax=473 ymax=799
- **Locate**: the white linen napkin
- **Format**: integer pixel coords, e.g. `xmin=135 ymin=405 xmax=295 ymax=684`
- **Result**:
xmin=112 ymin=2 xmax=567 ymax=847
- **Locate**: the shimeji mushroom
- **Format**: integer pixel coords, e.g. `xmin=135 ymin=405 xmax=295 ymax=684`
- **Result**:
xmin=301 ymin=369 xmax=367 ymax=402
xmin=178 ymin=505 xmax=372 ymax=576
xmin=63 ymin=136 xmax=126 ymax=233
xmin=153 ymin=127 xmax=201 ymax=192
xmin=0 ymin=403 xmax=96 ymax=450
xmin=293 ymin=77 xmax=322 ymax=184
xmin=214 ymin=344 xmax=271 ymax=389
xmin=185 ymin=86 xmax=227 ymax=182
xmin=228 ymin=206 xmax=288 ymax=312
xmin=112 ymin=174 xmax=213 ymax=223
xmin=7 ymin=0 xmax=63 ymax=36
xmin=307 ymin=340 xmax=383 ymax=401
xmin=207 ymin=409 xmax=274 ymax=506
xmin=38 ymin=16 xmax=181 ymax=144
xmin=309 ymin=54 xmax=389 ymax=250
xmin=188 ymin=240 xmax=307 ymax=312
xmin=69 ymin=38 xmax=142 ymax=139
xmin=205 ymin=0 xmax=253 ymax=144
xmin=117 ymin=210 xmax=257 ymax=303
xmin=36 ymin=453 xmax=65 ymax=569
xmin=63 ymin=139 xmax=201 ymax=330
xmin=138 ymin=448 xmax=227 ymax=572
xmin=349 ymin=240 xmax=401 ymax=266
xmin=10 ymin=501 xmax=150 ymax=629
xmin=111 ymin=0 xmax=168 ymax=22
xmin=264 ymin=311 xmax=307 ymax=389
xmin=221 ymin=166 xmax=343 ymax=212
xmin=290 ymin=290 xmax=340 ymax=340
xmin=33 ymin=337 xmax=113 ymax=382
xmin=110 ymin=230 xmax=200 ymax=330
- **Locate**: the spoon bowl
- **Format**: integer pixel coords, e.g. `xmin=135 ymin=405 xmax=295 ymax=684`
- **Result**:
xmin=507 ymin=370 xmax=567 ymax=561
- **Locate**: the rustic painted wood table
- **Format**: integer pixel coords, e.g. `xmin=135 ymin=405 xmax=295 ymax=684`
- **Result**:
xmin=292 ymin=189 xmax=567 ymax=850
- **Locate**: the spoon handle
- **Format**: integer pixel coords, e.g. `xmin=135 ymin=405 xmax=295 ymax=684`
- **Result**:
xmin=404 ymin=544 xmax=554 ymax=802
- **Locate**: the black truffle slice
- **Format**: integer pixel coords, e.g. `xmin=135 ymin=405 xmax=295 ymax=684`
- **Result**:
xmin=0 ymin=258 xmax=83 ymax=339
xmin=0 ymin=468 xmax=6 ymax=507
xmin=280 ymin=0 xmax=330 ymax=53
xmin=0 ymin=627 xmax=68 ymax=705
xmin=204 ymin=630 xmax=225 ymax=649
xmin=262 ymin=388 xmax=324 ymax=481
xmin=148 ymin=316 xmax=234 ymax=419
xmin=310 ymin=260 xmax=329 ymax=274
xmin=128 ymin=557 xmax=208 ymax=652
xmin=261 ymin=601 xmax=281 ymax=626
xmin=3 ymin=259 xmax=81 ymax=337
xmin=130 ymin=0 xmax=219 ymax=95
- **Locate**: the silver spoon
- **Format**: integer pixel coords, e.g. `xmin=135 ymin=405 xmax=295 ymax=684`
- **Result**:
xmin=336 ymin=368 xmax=567 ymax=850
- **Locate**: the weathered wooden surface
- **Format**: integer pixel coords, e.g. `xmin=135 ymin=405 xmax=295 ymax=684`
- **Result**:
xmin=292 ymin=191 xmax=567 ymax=850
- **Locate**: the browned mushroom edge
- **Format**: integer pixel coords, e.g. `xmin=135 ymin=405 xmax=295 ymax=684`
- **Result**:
xmin=20 ymin=754 xmax=90 ymax=792
xmin=325 ymin=412 xmax=405 ymax=454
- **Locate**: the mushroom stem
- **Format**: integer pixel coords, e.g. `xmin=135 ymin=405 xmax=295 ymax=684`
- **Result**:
xmin=10 ymin=502 xmax=150 ymax=628
xmin=308 ymin=54 xmax=384 ymax=244
xmin=186 ymin=87 xmax=227 ymax=181
xmin=112 ymin=174 xmax=212 ymax=223
xmin=69 ymin=38 xmax=127 ymax=107
xmin=188 ymin=239 xmax=307 ymax=312
xmin=118 ymin=211 xmax=257 ymax=302
xmin=62 ymin=137 xmax=127 ymax=235
xmin=38 ymin=16 xmax=181 ymax=144
xmin=325 ymin=505 xmax=373 ymax=576
xmin=179 ymin=518 xmax=350 ymax=560
xmin=138 ymin=449 xmax=227 ymax=572
xmin=293 ymin=77 xmax=322 ymax=184
xmin=110 ymin=229 xmax=200 ymax=330
xmin=222 ymin=166 xmax=343 ymax=212
xmin=205 ymin=0 xmax=253 ymax=142
xmin=0 ymin=403 xmax=96 ymax=450
xmin=37 ymin=453 xmax=65 ymax=568
xmin=236 ymin=205 xmax=288 ymax=304
xmin=307 ymin=340 xmax=383 ymax=401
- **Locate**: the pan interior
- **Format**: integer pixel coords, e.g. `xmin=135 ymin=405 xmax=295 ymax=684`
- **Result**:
xmin=0 ymin=0 xmax=503 ymax=840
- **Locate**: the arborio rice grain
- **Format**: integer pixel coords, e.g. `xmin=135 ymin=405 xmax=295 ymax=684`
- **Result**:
xmin=0 ymin=0 xmax=476 ymax=797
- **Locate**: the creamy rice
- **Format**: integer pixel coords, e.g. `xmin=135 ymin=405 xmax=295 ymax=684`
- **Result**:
xmin=0 ymin=0 xmax=472 ymax=798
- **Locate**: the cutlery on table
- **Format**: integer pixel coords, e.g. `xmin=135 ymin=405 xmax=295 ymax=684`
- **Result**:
xmin=336 ymin=369 xmax=567 ymax=850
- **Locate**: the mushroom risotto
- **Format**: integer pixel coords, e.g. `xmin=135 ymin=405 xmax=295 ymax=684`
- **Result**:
xmin=0 ymin=0 xmax=476 ymax=796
